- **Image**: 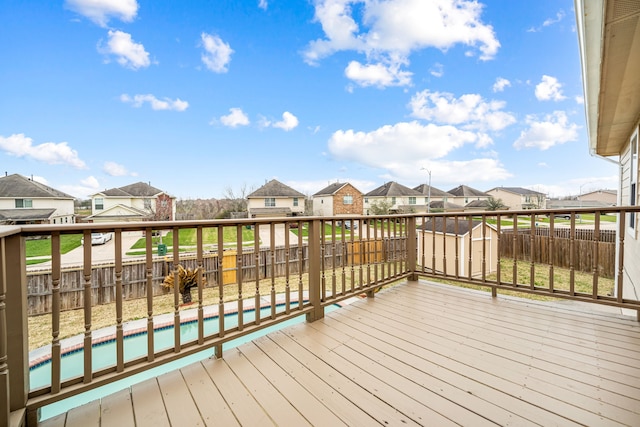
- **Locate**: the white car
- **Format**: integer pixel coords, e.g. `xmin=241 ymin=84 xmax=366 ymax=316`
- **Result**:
xmin=82 ymin=232 xmax=113 ymax=245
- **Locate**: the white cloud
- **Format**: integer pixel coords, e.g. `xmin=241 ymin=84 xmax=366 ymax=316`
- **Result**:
xmin=103 ymin=161 xmax=136 ymax=176
xmin=220 ymin=108 xmax=250 ymax=127
xmin=492 ymin=77 xmax=511 ymax=92
xmin=82 ymin=176 xmax=100 ymax=188
xmin=258 ymin=0 xmax=268 ymax=10
xmin=430 ymin=63 xmax=444 ymax=78
xmin=543 ymin=10 xmax=566 ymax=27
xmin=99 ymin=30 xmax=150 ymax=70
xmin=535 ymin=75 xmax=566 ymax=101
xmin=0 ymin=133 xmax=87 ymax=169
xmin=527 ymin=10 xmax=566 ymax=33
xmin=273 ymin=112 xmax=299 ymax=131
xmin=304 ymin=0 xmax=500 ymax=87
xmin=201 ymin=33 xmax=233 ymax=73
xmin=513 ymin=111 xmax=579 ymax=150
xmin=575 ymin=95 xmax=584 ymax=104
xmin=329 ymin=121 xmax=485 ymax=167
xmin=60 ymin=176 xmax=102 ymax=198
xmin=345 ymin=61 xmax=412 ymax=87
xmin=409 ymin=90 xmax=516 ymax=132
xmin=65 ymin=0 xmax=138 ymax=27
xmin=120 ymin=94 xmax=189 ymax=111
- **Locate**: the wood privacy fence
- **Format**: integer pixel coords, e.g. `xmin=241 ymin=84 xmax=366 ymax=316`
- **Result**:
xmin=26 ymin=238 xmax=398 ymax=315
xmin=499 ymin=228 xmax=616 ymax=278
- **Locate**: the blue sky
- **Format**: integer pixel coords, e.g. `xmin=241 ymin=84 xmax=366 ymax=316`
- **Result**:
xmin=0 ymin=0 xmax=618 ymax=200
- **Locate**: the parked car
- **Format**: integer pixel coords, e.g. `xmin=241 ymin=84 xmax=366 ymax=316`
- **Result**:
xmin=81 ymin=232 xmax=113 ymax=245
xmin=549 ymin=214 xmax=581 ymax=220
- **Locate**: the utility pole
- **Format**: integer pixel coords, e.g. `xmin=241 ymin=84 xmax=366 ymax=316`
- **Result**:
xmin=421 ymin=167 xmax=432 ymax=213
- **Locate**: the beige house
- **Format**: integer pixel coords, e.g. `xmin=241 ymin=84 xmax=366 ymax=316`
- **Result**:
xmin=578 ymin=189 xmax=617 ymax=206
xmin=312 ymin=182 xmax=363 ymax=216
xmin=576 ymin=0 xmax=640 ymax=302
xmin=87 ymin=182 xmax=175 ymax=222
xmin=364 ymin=181 xmax=424 ymax=214
xmin=447 ymin=185 xmax=491 ymax=207
xmin=486 ymin=187 xmax=547 ymax=210
xmin=0 ymin=173 xmax=75 ymax=224
xmin=417 ymin=217 xmax=497 ymax=277
xmin=247 ymin=179 xmax=305 ymax=218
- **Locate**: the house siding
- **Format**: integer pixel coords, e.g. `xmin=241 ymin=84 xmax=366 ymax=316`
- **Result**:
xmin=620 ymin=122 xmax=640 ymax=302
xmin=332 ymin=184 xmax=363 ymax=216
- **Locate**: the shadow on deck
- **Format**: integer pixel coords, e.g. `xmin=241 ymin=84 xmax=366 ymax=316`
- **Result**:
xmin=41 ymin=280 xmax=640 ymax=426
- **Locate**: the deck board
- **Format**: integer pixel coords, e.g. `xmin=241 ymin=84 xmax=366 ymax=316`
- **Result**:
xmin=44 ymin=280 xmax=640 ymax=426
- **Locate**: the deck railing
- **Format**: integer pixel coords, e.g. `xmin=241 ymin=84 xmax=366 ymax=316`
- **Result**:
xmin=1 ymin=208 xmax=640 ymax=426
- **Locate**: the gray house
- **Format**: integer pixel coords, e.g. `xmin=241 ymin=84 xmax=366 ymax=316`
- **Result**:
xmin=0 ymin=173 xmax=75 ymax=224
xmin=364 ymin=182 xmax=424 ymax=214
xmin=247 ymin=179 xmax=306 ymax=218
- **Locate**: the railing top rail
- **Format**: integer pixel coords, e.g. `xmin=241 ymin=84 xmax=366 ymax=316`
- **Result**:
xmin=0 ymin=225 xmax=22 ymax=238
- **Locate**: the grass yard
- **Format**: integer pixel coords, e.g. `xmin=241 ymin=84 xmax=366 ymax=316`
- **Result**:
xmin=127 ymin=227 xmax=255 ymax=255
xmin=26 ymin=234 xmax=82 ymax=257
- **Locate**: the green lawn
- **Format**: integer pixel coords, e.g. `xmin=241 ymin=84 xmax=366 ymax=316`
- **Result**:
xmin=26 ymin=234 xmax=82 ymax=257
xmin=128 ymin=227 xmax=255 ymax=254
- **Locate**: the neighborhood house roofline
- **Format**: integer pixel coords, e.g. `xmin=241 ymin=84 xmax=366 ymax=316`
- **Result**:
xmin=486 ymin=187 xmax=546 ymax=196
xmin=413 ymin=184 xmax=453 ymax=197
xmin=248 ymin=179 xmax=305 ymax=198
xmin=0 ymin=208 xmax=56 ymax=221
xmin=447 ymin=185 xmax=490 ymax=197
xmin=94 ymin=182 xmax=172 ymax=198
xmin=0 ymin=174 xmax=75 ymax=199
xmin=313 ymin=182 xmax=362 ymax=196
xmin=365 ymin=181 xmax=422 ymax=197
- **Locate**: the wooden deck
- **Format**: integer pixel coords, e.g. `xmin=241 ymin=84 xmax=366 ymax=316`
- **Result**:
xmin=40 ymin=280 xmax=640 ymax=426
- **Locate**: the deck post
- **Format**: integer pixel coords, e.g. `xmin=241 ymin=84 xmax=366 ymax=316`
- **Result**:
xmin=306 ymin=219 xmax=324 ymax=322
xmin=3 ymin=232 xmax=29 ymax=424
xmin=406 ymin=216 xmax=418 ymax=281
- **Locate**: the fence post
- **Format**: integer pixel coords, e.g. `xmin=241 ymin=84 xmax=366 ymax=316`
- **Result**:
xmin=3 ymin=231 xmax=29 ymax=424
xmin=406 ymin=216 xmax=418 ymax=281
xmin=306 ymin=219 xmax=324 ymax=322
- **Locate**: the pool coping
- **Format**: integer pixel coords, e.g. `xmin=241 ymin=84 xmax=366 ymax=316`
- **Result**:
xmin=29 ymin=293 xmax=361 ymax=369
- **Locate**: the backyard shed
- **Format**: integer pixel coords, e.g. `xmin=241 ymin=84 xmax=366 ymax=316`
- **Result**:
xmin=417 ymin=217 xmax=498 ymax=277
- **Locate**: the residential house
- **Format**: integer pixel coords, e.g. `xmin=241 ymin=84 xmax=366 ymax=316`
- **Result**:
xmin=576 ymin=0 xmax=640 ymax=301
xmin=463 ymin=199 xmax=493 ymax=212
xmin=417 ymin=217 xmax=498 ymax=277
xmin=247 ymin=179 xmax=305 ymax=218
xmin=87 ymin=182 xmax=176 ymax=222
xmin=312 ymin=182 xmax=363 ymax=216
xmin=447 ymin=185 xmax=491 ymax=207
xmin=0 ymin=173 xmax=75 ymax=224
xmin=413 ymin=184 xmax=453 ymax=206
xmin=485 ymin=187 xmax=547 ymax=210
xmin=578 ymin=189 xmax=617 ymax=206
xmin=363 ymin=182 xmax=423 ymax=215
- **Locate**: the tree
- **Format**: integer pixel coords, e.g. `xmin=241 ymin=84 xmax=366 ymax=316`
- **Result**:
xmin=486 ymin=197 xmax=506 ymax=211
xmin=369 ymin=199 xmax=392 ymax=215
xmin=222 ymin=184 xmax=250 ymax=213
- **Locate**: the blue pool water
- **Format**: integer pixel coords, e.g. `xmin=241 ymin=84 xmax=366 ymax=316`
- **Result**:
xmin=34 ymin=303 xmax=338 ymax=421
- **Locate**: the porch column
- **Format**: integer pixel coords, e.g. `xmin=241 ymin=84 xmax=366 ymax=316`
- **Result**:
xmin=4 ymin=232 xmax=29 ymax=423
xmin=406 ymin=216 xmax=418 ymax=281
xmin=306 ymin=219 xmax=324 ymax=322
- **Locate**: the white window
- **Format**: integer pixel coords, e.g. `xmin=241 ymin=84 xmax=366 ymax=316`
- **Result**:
xmin=391 ymin=197 xmax=396 ymax=205
xmin=15 ymin=199 xmax=33 ymax=208
xmin=343 ymin=195 xmax=353 ymax=205
xmin=265 ymin=198 xmax=275 ymax=207
xmin=293 ymin=197 xmax=299 ymax=207
xmin=630 ymin=128 xmax=638 ymax=232
xmin=95 ymin=197 xmax=104 ymax=210
xmin=409 ymin=197 xmax=416 ymax=205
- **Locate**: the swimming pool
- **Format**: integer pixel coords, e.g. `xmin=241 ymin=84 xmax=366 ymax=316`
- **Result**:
xmin=34 ymin=303 xmax=338 ymax=421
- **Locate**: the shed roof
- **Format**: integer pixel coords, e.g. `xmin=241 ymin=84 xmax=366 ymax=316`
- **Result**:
xmin=248 ymin=179 xmax=305 ymax=198
xmin=365 ymin=181 xmax=421 ymax=197
xmin=0 ymin=174 xmax=74 ymax=199
xmin=419 ymin=217 xmax=483 ymax=236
